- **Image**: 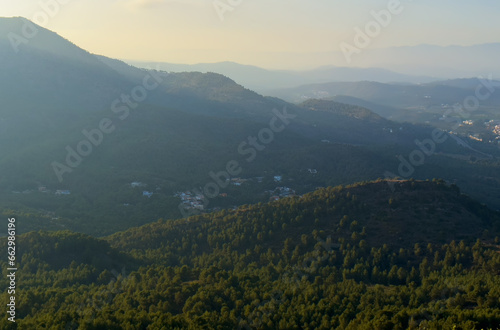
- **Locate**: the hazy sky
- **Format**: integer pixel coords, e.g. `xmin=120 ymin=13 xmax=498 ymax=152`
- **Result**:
xmin=1 ymin=0 xmax=499 ymax=69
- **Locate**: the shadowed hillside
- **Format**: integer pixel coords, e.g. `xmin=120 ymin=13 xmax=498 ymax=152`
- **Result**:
xmin=1 ymin=180 xmax=499 ymax=328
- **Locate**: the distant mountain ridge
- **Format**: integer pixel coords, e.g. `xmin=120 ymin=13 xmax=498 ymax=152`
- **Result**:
xmin=267 ymin=79 xmax=500 ymax=111
xmin=351 ymin=43 xmax=500 ymax=78
xmin=128 ymin=43 xmax=500 ymax=92
xmin=2 ymin=17 xmax=500 ymax=237
xmin=127 ymin=60 xmax=438 ymax=92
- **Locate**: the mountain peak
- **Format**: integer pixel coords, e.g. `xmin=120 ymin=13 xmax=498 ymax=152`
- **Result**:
xmin=0 ymin=16 xmax=30 ymax=23
xmin=0 ymin=16 xmax=32 ymax=36
xmin=0 ymin=16 xmax=95 ymax=63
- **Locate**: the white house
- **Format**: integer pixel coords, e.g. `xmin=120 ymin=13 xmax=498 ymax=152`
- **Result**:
xmin=55 ymin=190 xmax=71 ymax=195
xmin=143 ymin=191 xmax=153 ymax=198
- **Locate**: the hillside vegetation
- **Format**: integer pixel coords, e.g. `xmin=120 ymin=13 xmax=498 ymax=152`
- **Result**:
xmin=1 ymin=180 xmax=499 ymax=329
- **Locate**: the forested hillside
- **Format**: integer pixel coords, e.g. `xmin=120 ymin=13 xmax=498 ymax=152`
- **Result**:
xmin=1 ymin=180 xmax=499 ymax=329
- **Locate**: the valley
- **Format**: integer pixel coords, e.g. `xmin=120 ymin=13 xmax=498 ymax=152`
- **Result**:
xmin=0 ymin=14 xmax=500 ymax=329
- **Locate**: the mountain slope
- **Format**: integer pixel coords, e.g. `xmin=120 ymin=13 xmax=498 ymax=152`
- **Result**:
xmin=1 ymin=180 xmax=499 ymax=329
xmin=0 ymin=17 xmax=131 ymax=112
xmin=107 ymin=179 xmax=500 ymax=253
xmin=2 ymin=18 xmax=500 ymax=238
xmin=327 ymin=95 xmax=403 ymax=120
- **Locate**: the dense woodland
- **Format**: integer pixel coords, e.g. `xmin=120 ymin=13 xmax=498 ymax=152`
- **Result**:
xmin=1 ymin=180 xmax=499 ymax=329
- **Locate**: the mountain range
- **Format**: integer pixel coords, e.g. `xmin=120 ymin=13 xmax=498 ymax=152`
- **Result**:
xmin=129 ymin=43 xmax=500 ymax=93
xmin=244 ymin=43 xmax=500 ymax=79
xmin=267 ymin=79 xmax=500 ymax=107
xmin=1 ymin=17 xmax=500 ymax=239
xmin=1 ymin=16 xmax=500 ymax=329
xmin=127 ymin=60 xmax=438 ymax=92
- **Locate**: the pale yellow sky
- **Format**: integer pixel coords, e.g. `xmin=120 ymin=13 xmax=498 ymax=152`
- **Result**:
xmin=1 ymin=0 xmax=499 ymax=69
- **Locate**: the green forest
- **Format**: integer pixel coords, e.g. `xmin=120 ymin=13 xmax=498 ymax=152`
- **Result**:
xmin=1 ymin=179 xmax=499 ymax=329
